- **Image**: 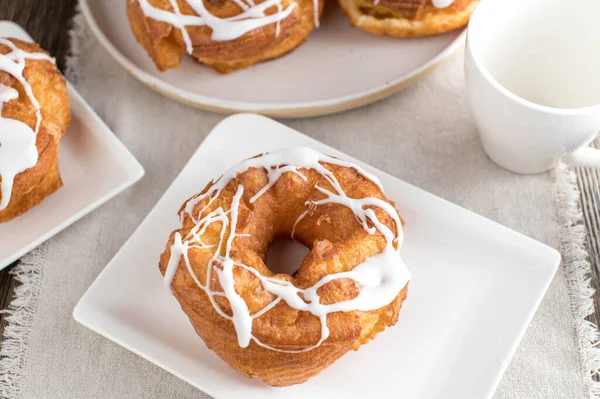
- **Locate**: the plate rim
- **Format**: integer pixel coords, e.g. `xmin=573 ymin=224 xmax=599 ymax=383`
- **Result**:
xmin=0 ymin=21 xmax=145 ymax=270
xmin=78 ymin=0 xmax=467 ymax=118
xmin=74 ymin=113 xmax=561 ymax=399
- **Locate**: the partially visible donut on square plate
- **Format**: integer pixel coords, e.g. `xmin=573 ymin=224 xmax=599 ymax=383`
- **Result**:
xmin=0 ymin=38 xmax=70 ymax=223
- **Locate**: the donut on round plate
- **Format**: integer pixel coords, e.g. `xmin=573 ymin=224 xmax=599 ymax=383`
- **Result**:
xmin=126 ymin=0 xmax=324 ymax=74
xmin=0 ymin=38 xmax=70 ymax=223
xmin=339 ymin=0 xmax=479 ymax=37
xmin=159 ymin=147 xmax=411 ymax=386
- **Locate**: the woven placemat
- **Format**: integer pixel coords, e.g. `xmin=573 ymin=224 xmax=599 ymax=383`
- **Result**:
xmin=0 ymin=11 xmax=598 ymax=398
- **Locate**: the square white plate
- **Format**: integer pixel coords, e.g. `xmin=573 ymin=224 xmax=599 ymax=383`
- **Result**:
xmin=0 ymin=21 xmax=144 ymax=270
xmin=74 ymin=114 xmax=560 ymax=399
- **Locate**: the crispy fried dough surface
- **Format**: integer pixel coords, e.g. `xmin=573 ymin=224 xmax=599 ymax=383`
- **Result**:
xmin=159 ymin=158 xmax=409 ymax=386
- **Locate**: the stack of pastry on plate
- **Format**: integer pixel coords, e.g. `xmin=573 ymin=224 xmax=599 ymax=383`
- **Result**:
xmin=127 ymin=0 xmax=479 ymax=73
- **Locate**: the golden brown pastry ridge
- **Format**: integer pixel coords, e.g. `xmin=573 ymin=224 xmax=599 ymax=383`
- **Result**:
xmin=339 ymin=0 xmax=479 ymax=37
xmin=159 ymin=150 xmax=410 ymax=386
xmin=127 ymin=0 xmax=323 ymax=74
xmin=0 ymin=38 xmax=70 ymax=223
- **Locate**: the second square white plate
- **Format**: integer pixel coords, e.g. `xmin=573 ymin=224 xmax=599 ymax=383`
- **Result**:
xmin=74 ymin=114 xmax=560 ymax=399
xmin=0 ymin=21 xmax=144 ymax=270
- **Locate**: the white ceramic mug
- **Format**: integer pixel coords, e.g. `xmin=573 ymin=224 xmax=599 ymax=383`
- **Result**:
xmin=465 ymin=0 xmax=600 ymax=174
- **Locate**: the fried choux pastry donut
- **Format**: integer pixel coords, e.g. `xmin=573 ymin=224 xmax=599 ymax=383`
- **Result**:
xmin=127 ymin=0 xmax=323 ymax=74
xmin=0 ymin=38 xmax=70 ymax=223
xmin=159 ymin=147 xmax=411 ymax=386
xmin=339 ymin=0 xmax=478 ymax=37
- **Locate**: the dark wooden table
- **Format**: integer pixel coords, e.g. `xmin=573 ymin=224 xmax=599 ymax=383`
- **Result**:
xmin=1 ymin=0 xmax=600 ymax=339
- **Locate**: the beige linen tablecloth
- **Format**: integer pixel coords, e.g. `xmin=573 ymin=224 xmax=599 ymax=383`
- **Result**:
xmin=0 ymin=12 xmax=598 ymax=399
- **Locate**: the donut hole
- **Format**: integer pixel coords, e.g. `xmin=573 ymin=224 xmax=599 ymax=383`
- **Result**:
xmin=265 ymin=238 xmax=310 ymax=276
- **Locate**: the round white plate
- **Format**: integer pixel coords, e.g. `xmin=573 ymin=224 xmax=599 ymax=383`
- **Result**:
xmin=80 ymin=0 xmax=465 ymax=118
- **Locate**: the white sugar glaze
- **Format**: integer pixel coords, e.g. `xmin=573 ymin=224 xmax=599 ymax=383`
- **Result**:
xmin=165 ymin=147 xmax=411 ymax=352
xmin=432 ymin=0 xmax=455 ymax=8
xmin=0 ymin=38 xmax=54 ymax=211
xmin=136 ymin=0 xmax=320 ymax=55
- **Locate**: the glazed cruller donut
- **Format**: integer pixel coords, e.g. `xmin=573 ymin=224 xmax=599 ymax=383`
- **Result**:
xmin=160 ymin=147 xmax=411 ymax=386
xmin=127 ymin=0 xmax=323 ymax=73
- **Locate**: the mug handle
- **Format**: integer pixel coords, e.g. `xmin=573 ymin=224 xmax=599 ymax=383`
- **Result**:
xmin=564 ymin=146 xmax=600 ymax=168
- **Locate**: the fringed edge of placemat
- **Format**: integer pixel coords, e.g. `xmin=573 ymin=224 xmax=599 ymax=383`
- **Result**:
xmin=65 ymin=9 xmax=95 ymax=86
xmin=554 ymin=163 xmax=600 ymax=398
xmin=0 ymin=245 xmax=48 ymax=399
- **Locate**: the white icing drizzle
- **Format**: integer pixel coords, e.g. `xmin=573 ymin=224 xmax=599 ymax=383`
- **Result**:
xmin=431 ymin=0 xmax=454 ymax=8
xmin=165 ymin=147 xmax=411 ymax=352
xmin=136 ymin=0 xmax=320 ymax=54
xmin=0 ymin=38 xmax=55 ymax=211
